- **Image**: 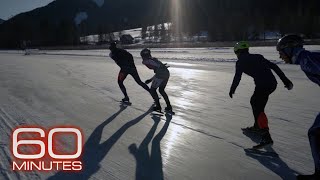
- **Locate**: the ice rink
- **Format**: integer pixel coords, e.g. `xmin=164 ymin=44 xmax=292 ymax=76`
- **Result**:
xmin=0 ymin=46 xmax=319 ymax=180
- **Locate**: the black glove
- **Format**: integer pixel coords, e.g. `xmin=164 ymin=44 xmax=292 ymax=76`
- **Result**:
xmin=145 ymin=79 xmax=152 ymax=84
xmin=163 ymin=63 xmax=170 ymax=68
xmin=284 ymin=80 xmax=293 ymax=90
xmin=229 ymin=91 xmax=234 ymax=98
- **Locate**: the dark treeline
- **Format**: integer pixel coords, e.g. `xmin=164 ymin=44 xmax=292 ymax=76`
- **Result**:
xmin=180 ymin=0 xmax=320 ymax=41
xmin=0 ymin=0 xmax=319 ymax=48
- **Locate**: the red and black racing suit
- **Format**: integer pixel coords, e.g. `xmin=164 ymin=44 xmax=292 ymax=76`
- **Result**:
xmin=109 ymin=48 xmax=149 ymax=98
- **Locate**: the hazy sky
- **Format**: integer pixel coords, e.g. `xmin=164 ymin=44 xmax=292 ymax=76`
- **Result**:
xmin=0 ymin=0 xmax=54 ymax=20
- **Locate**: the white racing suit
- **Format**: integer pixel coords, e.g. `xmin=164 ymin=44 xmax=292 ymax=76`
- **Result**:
xmin=142 ymin=57 xmax=171 ymax=109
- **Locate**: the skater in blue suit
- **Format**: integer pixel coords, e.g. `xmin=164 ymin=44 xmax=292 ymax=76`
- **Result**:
xmin=276 ymin=34 xmax=320 ymax=180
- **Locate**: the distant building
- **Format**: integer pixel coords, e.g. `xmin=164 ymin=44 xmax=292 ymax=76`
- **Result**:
xmin=192 ymin=31 xmax=209 ymax=42
xmin=120 ymin=34 xmax=134 ymax=44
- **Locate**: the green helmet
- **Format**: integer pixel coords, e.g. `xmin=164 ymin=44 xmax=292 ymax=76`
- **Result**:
xmin=234 ymin=41 xmax=249 ymax=53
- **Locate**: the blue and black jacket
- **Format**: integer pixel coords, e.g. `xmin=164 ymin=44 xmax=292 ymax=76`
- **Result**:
xmin=293 ymin=49 xmax=320 ymax=86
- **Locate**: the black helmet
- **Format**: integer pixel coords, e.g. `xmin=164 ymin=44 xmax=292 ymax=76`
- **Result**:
xmin=140 ymin=48 xmax=151 ymax=58
xmin=109 ymin=42 xmax=117 ymax=50
xmin=277 ymin=34 xmax=304 ymax=51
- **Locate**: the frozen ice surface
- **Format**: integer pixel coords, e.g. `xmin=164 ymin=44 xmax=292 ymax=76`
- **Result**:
xmin=0 ymin=46 xmax=319 ymax=179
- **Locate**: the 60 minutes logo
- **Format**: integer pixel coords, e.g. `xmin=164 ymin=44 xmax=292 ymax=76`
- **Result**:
xmin=11 ymin=126 xmax=83 ymax=172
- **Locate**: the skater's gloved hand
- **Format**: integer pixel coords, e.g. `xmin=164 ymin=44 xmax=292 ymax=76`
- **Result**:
xmin=145 ymin=79 xmax=152 ymax=84
xmin=229 ymin=91 xmax=234 ymax=98
xmin=164 ymin=63 xmax=170 ymax=68
xmin=284 ymin=81 xmax=293 ymax=90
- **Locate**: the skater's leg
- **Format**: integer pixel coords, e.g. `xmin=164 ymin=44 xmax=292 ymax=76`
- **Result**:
xmin=256 ymin=93 xmax=270 ymax=130
xmin=308 ymin=113 xmax=320 ymax=174
xmin=150 ymin=78 xmax=164 ymax=109
xmin=158 ymin=78 xmax=171 ymax=109
xmin=118 ymin=71 xmax=129 ymax=99
xmin=150 ymin=87 xmax=161 ymax=108
xmin=251 ymin=87 xmax=274 ymax=130
xmin=259 ymin=86 xmax=275 ymax=127
xmin=130 ymin=69 xmax=150 ymax=92
xmin=250 ymin=90 xmax=261 ymax=129
xmin=251 ymin=87 xmax=276 ymax=148
xmin=298 ymin=115 xmax=320 ymax=179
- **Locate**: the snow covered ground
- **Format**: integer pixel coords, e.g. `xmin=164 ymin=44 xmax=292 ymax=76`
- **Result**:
xmin=0 ymin=46 xmax=319 ymax=180
xmin=3 ymin=45 xmax=320 ymax=63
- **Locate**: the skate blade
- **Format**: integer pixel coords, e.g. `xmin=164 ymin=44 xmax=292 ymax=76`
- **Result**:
xmin=151 ymin=112 xmax=164 ymax=116
xmin=244 ymin=148 xmax=279 ymax=157
xmin=119 ymin=101 xmax=132 ymax=106
xmin=151 ymin=110 xmax=164 ymax=116
xmin=153 ymin=110 xmax=163 ymax=114
xmin=251 ymin=142 xmax=273 ymax=150
xmin=164 ymin=110 xmax=175 ymax=115
xmin=241 ymin=128 xmax=262 ymax=134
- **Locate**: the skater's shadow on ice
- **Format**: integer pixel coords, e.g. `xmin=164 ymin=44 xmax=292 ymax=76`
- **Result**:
xmin=48 ymin=105 xmax=153 ymax=180
xmin=129 ymin=113 xmax=173 ymax=180
xmin=243 ymin=132 xmax=299 ymax=180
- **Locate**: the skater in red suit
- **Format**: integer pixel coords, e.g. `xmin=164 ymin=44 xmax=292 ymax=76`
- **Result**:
xmin=109 ymin=42 xmax=150 ymax=103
